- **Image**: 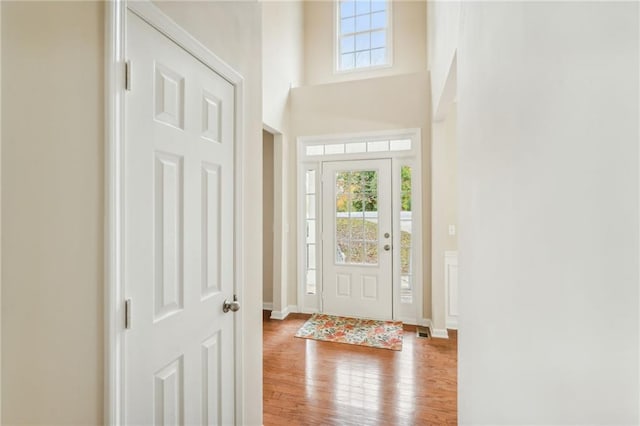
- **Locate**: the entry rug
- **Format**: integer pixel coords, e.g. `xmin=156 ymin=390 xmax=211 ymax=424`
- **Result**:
xmin=295 ymin=313 xmax=403 ymax=351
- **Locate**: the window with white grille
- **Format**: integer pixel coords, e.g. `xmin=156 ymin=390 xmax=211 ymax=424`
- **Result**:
xmin=337 ymin=0 xmax=391 ymax=71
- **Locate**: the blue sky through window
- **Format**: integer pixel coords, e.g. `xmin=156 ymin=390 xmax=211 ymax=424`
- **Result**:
xmin=338 ymin=0 xmax=389 ymax=71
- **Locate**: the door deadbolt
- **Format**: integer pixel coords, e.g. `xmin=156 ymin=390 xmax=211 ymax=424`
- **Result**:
xmin=384 ymin=232 xmax=390 ymax=238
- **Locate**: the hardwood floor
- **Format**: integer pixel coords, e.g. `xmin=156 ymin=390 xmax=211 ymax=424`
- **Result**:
xmin=263 ymin=312 xmax=457 ymax=425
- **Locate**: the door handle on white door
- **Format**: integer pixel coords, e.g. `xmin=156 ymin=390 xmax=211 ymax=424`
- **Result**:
xmin=223 ymin=295 xmax=240 ymax=313
xmin=383 ymin=244 xmax=391 ymax=251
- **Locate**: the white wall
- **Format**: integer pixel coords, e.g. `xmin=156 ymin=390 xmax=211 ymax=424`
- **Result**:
xmin=457 ymin=2 xmax=639 ymax=423
xmin=304 ymin=0 xmax=427 ymax=86
xmin=290 ymin=71 xmax=432 ymax=319
xmin=2 ymin=2 xmax=104 ymax=423
xmin=426 ymin=0 xmax=459 ymax=116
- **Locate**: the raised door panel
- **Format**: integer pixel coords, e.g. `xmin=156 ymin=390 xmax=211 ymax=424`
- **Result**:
xmin=202 ymin=332 xmax=222 ymax=425
xmin=201 ymin=163 xmax=222 ymax=300
xmin=154 ymin=152 xmax=185 ymax=322
xmin=154 ymin=357 xmax=185 ymax=426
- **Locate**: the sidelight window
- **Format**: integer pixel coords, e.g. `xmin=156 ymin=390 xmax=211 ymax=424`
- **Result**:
xmin=305 ymin=169 xmax=318 ymax=295
xmin=400 ymin=165 xmax=413 ymax=304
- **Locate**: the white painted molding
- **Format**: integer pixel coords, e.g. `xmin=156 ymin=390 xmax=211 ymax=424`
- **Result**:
xmin=270 ymin=305 xmax=298 ymax=320
xmin=105 ymin=1 xmax=126 ymax=423
xmin=416 ymin=318 xmax=449 ymax=339
xmin=399 ymin=317 xmax=430 ymax=327
xmin=430 ymin=328 xmax=450 ymax=339
xmin=262 ymin=302 xmax=273 ymax=311
xmin=417 ymin=318 xmax=432 ymax=327
xmin=444 ymin=250 xmax=459 ymax=332
xmin=270 ymin=311 xmax=287 ymax=320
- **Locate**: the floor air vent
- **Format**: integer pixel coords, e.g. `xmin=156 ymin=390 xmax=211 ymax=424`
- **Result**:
xmin=416 ymin=326 xmax=431 ymax=339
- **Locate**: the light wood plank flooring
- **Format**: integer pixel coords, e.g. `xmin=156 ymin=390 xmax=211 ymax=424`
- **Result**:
xmin=263 ymin=312 xmax=457 ymax=425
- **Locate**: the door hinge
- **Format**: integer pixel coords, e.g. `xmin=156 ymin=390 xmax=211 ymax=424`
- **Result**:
xmin=125 ymin=61 xmax=132 ymax=91
xmin=124 ymin=299 xmax=132 ymax=329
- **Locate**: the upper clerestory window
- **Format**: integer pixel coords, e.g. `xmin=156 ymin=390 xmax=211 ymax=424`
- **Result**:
xmin=336 ymin=0 xmax=392 ymax=72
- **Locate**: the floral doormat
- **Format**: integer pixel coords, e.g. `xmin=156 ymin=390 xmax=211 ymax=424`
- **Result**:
xmin=295 ymin=313 xmax=403 ymax=351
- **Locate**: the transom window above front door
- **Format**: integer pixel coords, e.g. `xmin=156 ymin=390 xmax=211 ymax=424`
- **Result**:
xmin=337 ymin=0 xmax=391 ymax=71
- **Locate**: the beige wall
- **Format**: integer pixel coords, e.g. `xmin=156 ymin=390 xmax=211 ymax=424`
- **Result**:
xmin=304 ymin=0 xmax=427 ymax=86
xmin=151 ymin=3 xmax=263 ymax=424
xmin=2 ymin=1 xmax=264 ymax=425
xmin=263 ymin=131 xmax=274 ymax=305
xmin=431 ymin=100 xmax=457 ymax=331
xmin=290 ymin=71 xmax=432 ymax=318
xmin=263 ymin=0 xmax=303 ymax=131
xmin=262 ymin=0 xmax=304 ymax=315
xmin=0 ymin=2 xmax=3 ymax=419
xmin=1 ymin=2 xmax=104 ymax=423
xmin=0 ymin=1 xmax=4 ymax=420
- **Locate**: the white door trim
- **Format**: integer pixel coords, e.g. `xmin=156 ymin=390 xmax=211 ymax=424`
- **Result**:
xmin=296 ymin=129 xmax=423 ymax=324
xmin=105 ymin=1 xmax=246 ymax=424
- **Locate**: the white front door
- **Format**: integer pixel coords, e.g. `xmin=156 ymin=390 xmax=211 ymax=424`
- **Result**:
xmin=322 ymin=159 xmax=393 ymax=320
xmin=124 ymin=11 xmax=236 ymax=425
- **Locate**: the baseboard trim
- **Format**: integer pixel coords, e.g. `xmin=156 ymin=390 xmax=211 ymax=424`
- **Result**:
xmin=417 ymin=318 xmax=432 ymax=327
xmin=415 ymin=318 xmax=449 ymax=339
xmin=263 ymin=302 xmax=273 ymax=311
xmin=430 ymin=327 xmax=449 ymax=339
xmin=398 ymin=317 xmax=430 ymax=327
xmin=269 ymin=310 xmax=287 ymax=320
xmin=270 ymin=305 xmax=298 ymax=320
xmin=446 ymin=318 xmax=458 ymax=330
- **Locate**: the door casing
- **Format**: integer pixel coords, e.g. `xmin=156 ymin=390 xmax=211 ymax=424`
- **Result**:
xmin=105 ymin=1 xmax=246 ymax=424
xmin=296 ymin=129 xmax=423 ymax=325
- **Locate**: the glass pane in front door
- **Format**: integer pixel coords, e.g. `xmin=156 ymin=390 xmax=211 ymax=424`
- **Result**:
xmin=334 ymin=170 xmax=379 ymax=265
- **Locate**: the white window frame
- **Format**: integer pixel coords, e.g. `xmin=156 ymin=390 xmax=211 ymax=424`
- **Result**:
xmin=334 ymin=0 xmax=394 ymax=74
xmin=297 ymin=129 xmax=422 ymax=325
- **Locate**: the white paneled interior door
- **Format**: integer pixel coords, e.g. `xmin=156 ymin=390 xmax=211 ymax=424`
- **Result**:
xmin=322 ymin=159 xmax=393 ymax=320
xmin=124 ymin=11 xmax=236 ymax=425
